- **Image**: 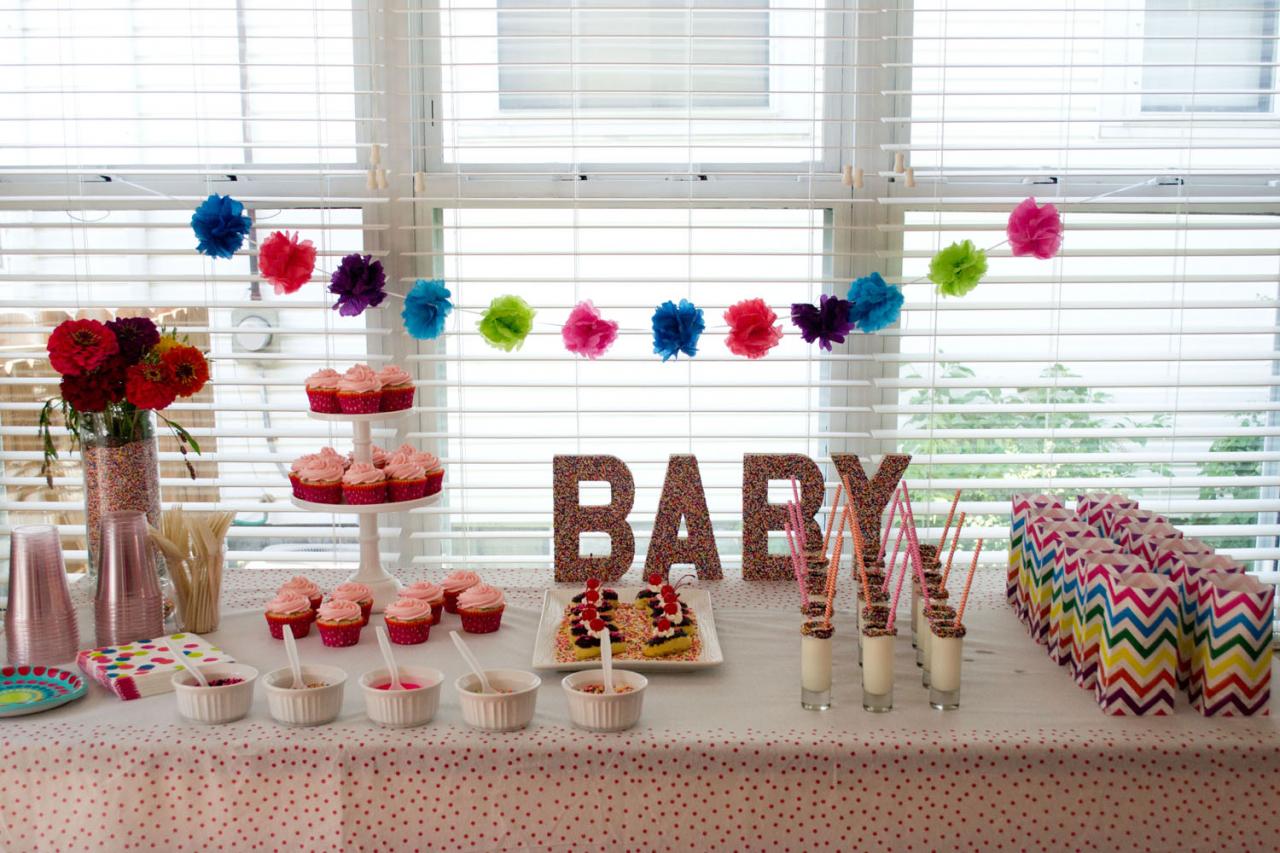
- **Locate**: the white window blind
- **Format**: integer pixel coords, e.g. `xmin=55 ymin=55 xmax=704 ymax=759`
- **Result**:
xmin=1 ymin=0 xmax=1278 ymax=578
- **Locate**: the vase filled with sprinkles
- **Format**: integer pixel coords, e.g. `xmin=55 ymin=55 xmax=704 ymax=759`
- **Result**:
xmin=931 ymin=539 xmax=982 ymax=710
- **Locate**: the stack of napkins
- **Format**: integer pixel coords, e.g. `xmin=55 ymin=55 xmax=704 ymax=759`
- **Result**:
xmin=76 ymin=633 xmax=234 ymax=700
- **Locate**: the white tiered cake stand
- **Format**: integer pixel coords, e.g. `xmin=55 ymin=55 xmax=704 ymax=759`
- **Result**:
xmin=290 ymin=410 xmax=439 ymax=612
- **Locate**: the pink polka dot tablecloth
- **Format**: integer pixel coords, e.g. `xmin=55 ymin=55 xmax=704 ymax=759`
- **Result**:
xmin=4 ymin=569 xmax=1278 ymax=852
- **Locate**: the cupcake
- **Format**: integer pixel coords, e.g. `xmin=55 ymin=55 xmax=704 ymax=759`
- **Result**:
xmin=389 ymin=444 xmax=444 ymax=496
xmin=342 ymin=462 xmax=387 ymax=505
xmin=294 ymin=453 xmax=345 ymax=504
xmin=305 ymin=368 xmax=343 ymax=413
xmin=337 ymin=363 xmax=383 ymax=414
xmin=288 ymin=453 xmax=317 ymax=498
xmin=456 ymin=583 xmax=505 ymax=634
xmin=330 ymin=581 xmax=374 ymax=626
xmin=278 ymin=575 xmax=323 ymax=611
xmin=440 ymin=570 xmax=481 ymax=614
xmin=265 ymin=592 xmax=315 ymax=640
xmin=349 ymin=444 xmax=389 ymax=470
xmin=377 ymin=365 xmax=415 ymax=412
xmin=385 ymin=460 xmax=428 ymax=502
xmin=316 ymin=599 xmax=363 ymax=647
xmin=383 ymin=597 xmax=434 ymax=645
xmin=399 ymin=581 xmax=446 ymax=622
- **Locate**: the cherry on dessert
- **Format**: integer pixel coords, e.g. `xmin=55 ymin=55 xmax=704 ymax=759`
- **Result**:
xmin=660 ymin=584 xmax=675 ymax=596
xmin=580 ymin=607 xmax=598 ymax=622
xmin=586 ymin=578 xmax=601 ymax=589
xmin=589 ymin=618 xmax=606 ymax=633
xmin=648 ymin=573 xmax=662 ymax=585
xmin=585 ymin=589 xmax=600 ymax=602
xmin=657 ymin=618 xmax=671 ymax=631
xmin=664 ymin=601 xmax=679 ymax=615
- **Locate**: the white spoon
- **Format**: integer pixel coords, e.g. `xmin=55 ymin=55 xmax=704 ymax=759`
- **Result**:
xmin=283 ymin=622 xmax=305 ymax=690
xmin=375 ymin=625 xmax=402 ymax=691
xmin=165 ymin=638 xmax=208 ymax=688
xmin=450 ymin=630 xmax=493 ymax=694
xmin=600 ymin=624 xmax=616 ymax=695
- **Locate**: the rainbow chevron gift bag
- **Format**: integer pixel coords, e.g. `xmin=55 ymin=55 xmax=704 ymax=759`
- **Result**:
xmin=1107 ymin=509 xmax=1166 ymax=549
xmin=1188 ymin=569 xmax=1250 ymax=709
xmin=1010 ymin=494 xmax=1064 ymax=614
xmin=1075 ymin=493 xmax=1137 ymax=537
xmin=1125 ymin=524 xmax=1184 ymax=565
xmin=1073 ymin=552 xmax=1150 ymax=690
xmin=1051 ymin=538 xmax=1122 ymax=666
xmin=1151 ymin=538 xmax=1215 ymax=576
xmin=1096 ymin=571 xmax=1179 ymax=716
xmin=1021 ymin=507 xmax=1074 ymax=629
xmin=1030 ymin=520 xmax=1094 ymax=649
xmin=1198 ymin=574 xmax=1274 ymax=717
xmin=1168 ymin=555 xmax=1243 ymax=691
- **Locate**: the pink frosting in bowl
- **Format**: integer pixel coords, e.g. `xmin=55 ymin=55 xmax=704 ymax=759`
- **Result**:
xmin=296 ymin=455 xmax=345 ymax=484
xmin=306 ymin=368 xmax=342 ymax=390
xmin=377 ymin=365 xmax=412 ymax=388
xmin=401 ymin=581 xmax=444 ymax=603
xmin=441 ymin=570 xmax=481 ymax=595
xmin=384 ymin=597 xmax=434 ymax=622
xmin=343 ymin=462 xmax=386 ymax=486
xmin=317 ymin=599 xmax=363 ymax=623
xmin=457 ymin=583 xmax=504 ymax=612
xmin=331 ymin=582 xmax=373 ymax=603
xmin=339 ymin=363 xmax=382 ymax=394
xmin=266 ymin=592 xmax=312 ymax=616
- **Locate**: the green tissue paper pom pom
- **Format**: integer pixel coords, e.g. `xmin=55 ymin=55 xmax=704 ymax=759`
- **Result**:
xmin=929 ymin=240 xmax=988 ymax=297
xmin=477 ymin=294 xmax=536 ymax=351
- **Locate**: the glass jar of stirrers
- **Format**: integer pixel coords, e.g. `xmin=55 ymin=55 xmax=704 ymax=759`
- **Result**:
xmin=149 ymin=508 xmax=235 ymax=634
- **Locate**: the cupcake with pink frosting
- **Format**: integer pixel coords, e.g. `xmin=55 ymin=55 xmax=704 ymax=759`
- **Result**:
xmin=457 ymin=583 xmax=505 ymax=634
xmin=377 ymin=365 xmax=415 ymax=412
xmin=330 ymin=581 xmax=374 ymax=625
xmin=441 ymin=570 xmax=481 ymax=614
xmin=388 ymin=445 xmax=445 ymax=496
xmin=265 ymin=591 xmax=315 ymax=640
xmin=305 ymin=368 xmax=343 ymax=413
xmin=316 ymin=598 xmax=363 ymax=647
xmin=399 ymin=581 xmax=446 ymax=622
xmin=294 ymin=452 xmax=345 ymax=504
xmin=383 ymin=597 xmax=434 ymax=645
xmin=342 ymin=462 xmax=387 ymax=505
xmin=337 ymin=363 xmax=383 ymax=414
xmin=385 ymin=460 xmax=428 ymax=502
xmin=278 ymin=575 xmax=323 ymax=611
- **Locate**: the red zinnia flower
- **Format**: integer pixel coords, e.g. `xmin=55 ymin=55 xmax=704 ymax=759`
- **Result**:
xmin=59 ymin=359 xmax=127 ymax=413
xmin=125 ymin=362 xmax=178 ymax=410
xmin=47 ymin=319 xmax=120 ymax=376
xmin=161 ymin=345 xmax=210 ymax=398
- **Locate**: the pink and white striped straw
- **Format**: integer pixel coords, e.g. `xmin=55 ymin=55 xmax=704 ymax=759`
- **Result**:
xmin=898 ymin=483 xmax=931 ymax=610
xmin=882 ymin=518 xmax=907 ymax=594
xmin=878 ymin=492 xmax=900 ymax=562
xmin=784 ymin=518 xmax=808 ymax=608
xmin=886 ymin=534 xmax=911 ymax=633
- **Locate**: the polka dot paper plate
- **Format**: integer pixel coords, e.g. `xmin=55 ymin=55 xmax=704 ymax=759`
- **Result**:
xmin=0 ymin=665 xmax=86 ymax=718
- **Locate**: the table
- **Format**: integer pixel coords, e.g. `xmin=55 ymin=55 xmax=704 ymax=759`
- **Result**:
xmin=1 ymin=568 xmax=1277 ymax=852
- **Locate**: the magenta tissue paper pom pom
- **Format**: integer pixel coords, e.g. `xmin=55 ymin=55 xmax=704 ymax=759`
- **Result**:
xmin=1006 ymin=197 xmax=1063 ymax=260
xmin=723 ymin=298 xmax=783 ymax=359
xmin=562 ymin=300 xmax=619 ymax=359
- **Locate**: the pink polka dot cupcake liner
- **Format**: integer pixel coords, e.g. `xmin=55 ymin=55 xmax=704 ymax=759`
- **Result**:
xmin=424 ymin=469 xmax=444 ymax=496
xmin=459 ymin=605 xmax=504 ymax=634
xmin=380 ymin=386 xmax=415 ymax=412
xmin=317 ymin=620 xmax=362 ymax=648
xmin=388 ymin=478 xmax=428 ymax=501
xmin=265 ymin=611 xmax=314 ymax=640
xmin=385 ymin=617 xmax=432 ymax=645
xmin=342 ymin=482 xmax=387 ymax=505
xmin=297 ymin=481 xmax=342 ymax=504
xmin=306 ymin=387 xmax=341 ymax=413
xmin=337 ymin=391 xmax=382 ymax=414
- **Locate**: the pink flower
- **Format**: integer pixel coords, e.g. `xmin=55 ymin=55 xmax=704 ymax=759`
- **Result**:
xmin=561 ymin=300 xmax=618 ymax=359
xmin=259 ymin=230 xmax=317 ymax=294
xmin=724 ymin=298 xmax=783 ymax=359
xmin=1006 ymin=197 xmax=1063 ymax=260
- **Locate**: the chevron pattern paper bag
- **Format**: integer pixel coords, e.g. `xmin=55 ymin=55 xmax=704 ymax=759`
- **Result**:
xmin=1168 ymin=554 xmax=1243 ymax=690
xmin=1074 ymin=493 xmax=1137 ymax=537
xmin=1073 ymin=552 xmax=1150 ymax=690
xmin=1107 ymin=509 xmax=1166 ymax=548
xmin=1010 ymin=494 xmax=1064 ymax=613
xmin=1096 ymin=571 xmax=1179 ymax=716
xmin=1119 ymin=522 xmax=1182 ymax=562
xmin=1050 ymin=538 xmax=1122 ymax=667
xmin=1020 ymin=507 xmax=1074 ymax=628
xmin=1029 ymin=520 xmax=1094 ymax=648
xmin=1196 ymin=574 xmax=1274 ymax=717
xmin=1151 ymin=537 xmax=1215 ymax=576
xmin=1188 ymin=569 xmax=1248 ymax=708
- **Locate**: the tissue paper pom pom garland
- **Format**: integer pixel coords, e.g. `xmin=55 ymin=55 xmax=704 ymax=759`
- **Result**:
xmin=402 ymin=278 xmax=453 ymax=340
xmin=790 ymin=294 xmax=855 ymax=351
xmin=846 ymin=272 xmax=904 ymax=333
xmin=562 ymin=300 xmax=619 ymax=359
xmin=929 ymin=240 xmax=988 ymax=297
xmin=478 ymin=294 xmax=536 ymax=351
xmin=259 ymin=231 xmax=317 ymax=294
xmin=723 ymin=298 xmax=783 ymax=359
xmin=190 ymin=194 xmax=252 ymax=259
xmin=651 ymin=298 xmax=705 ymax=361
xmin=1007 ymin=196 xmax=1063 ymax=260
xmin=329 ymin=253 xmax=387 ymax=317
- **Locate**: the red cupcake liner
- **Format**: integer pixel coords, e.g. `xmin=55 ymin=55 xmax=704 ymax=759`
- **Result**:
xmin=317 ymin=620 xmax=362 ymax=647
xmin=388 ymin=478 xmax=428 ymax=502
xmin=380 ymin=385 xmax=415 ymax=412
xmin=385 ymin=617 xmax=432 ymax=645
xmin=442 ymin=589 xmax=465 ymax=614
xmin=266 ymin=610 xmax=314 ymax=640
xmin=298 ymin=481 xmax=342 ymax=504
xmin=307 ymin=387 xmax=341 ymax=414
xmin=357 ymin=599 xmax=373 ymax=626
xmin=429 ymin=602 xmax=444 ymax=623
xmin=306 ymin=594 xmax=323 ymax=611
xmin=424 ymin=469 xmax=445 ymax=496
xmin=343 ymin=482 xmax=387 ymax=505
xmin=338 ymin=391 xmax=382 ymax=414
xmin=459 ymin=606 xmax=504 ymax=634
xmin=289 ymin=473 xmax=301 ymax=498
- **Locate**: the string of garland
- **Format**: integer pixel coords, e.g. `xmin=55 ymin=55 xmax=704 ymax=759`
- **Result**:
xmin=191 ymin=193 xmax=1062 ymax=360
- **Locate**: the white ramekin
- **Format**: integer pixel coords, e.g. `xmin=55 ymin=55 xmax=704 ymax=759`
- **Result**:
xmin=455 ymin=669 xmax=540 ymax=731
xmin=262 ymin=664 xmax=347 ymax=727
xmin=172 ymin=664 xmax=259 ymax=725
xmin=360 ymin=666 xmax=443 ymax=728
xmin=561 ymin=669 xmax=648 ymax=732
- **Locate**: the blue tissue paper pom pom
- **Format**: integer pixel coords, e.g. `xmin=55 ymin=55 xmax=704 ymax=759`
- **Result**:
xmin=651 ymin=298 xmax=705 ymax=361
xmin=846 ymin=271 xmax=904 ymax=333
xmin=402 ymin=278 xmax=453 ymax=340
xmin=190 ymin=194 xmax=252 ymax=259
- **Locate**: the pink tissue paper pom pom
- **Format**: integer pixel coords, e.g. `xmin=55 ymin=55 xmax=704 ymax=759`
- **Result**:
xmin=259 ymin=230 xmax=318 ymax=295
xmin=724 ymin=297 xmax=783 ymax=359
xmin=1006 ymin=197 xmax=1063 ymax=260
xmin=562 ymin=300 xmax=619 ymax=359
